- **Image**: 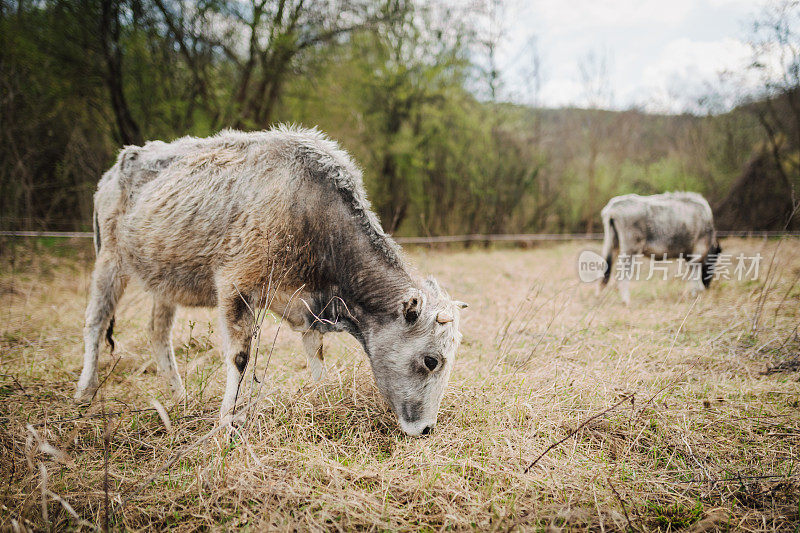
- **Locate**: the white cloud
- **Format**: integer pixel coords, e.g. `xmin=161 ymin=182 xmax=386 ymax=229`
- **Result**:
xmin=527 ymin=0 xmax=696 ymax=33
xmin=538 ymin=78 xmax=586 ymax=108
xmin=493 ymin=0 xmax=778 ymax=111
xmin=629 ymin=36 xmax=799 ymax=112
xmin=634 ymin=37 xmax=752 ymax=111
xmin=645 ymin=37 xmax=752 ymax=82
xmin=707 ymin=0 xmax=760 ymax=8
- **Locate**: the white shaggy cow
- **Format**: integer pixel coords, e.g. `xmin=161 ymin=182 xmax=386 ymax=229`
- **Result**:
xmin=598 ymin=192 xmax=721 ymax=304
xmin=75 ymin=126 xmax=467 ymax=436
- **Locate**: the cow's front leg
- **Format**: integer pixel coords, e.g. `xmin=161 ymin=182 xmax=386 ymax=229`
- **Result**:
xmin=687 ymin=262 xmax=705 ymax=296
xmin=689 ymin=245 xmax=710 ymax=296
xmin=616 ymin=240 xmax=637 ymax=306
xmin=150 ymin=299 xmax=184 ymax=401
xmin=302 ymin=329 xmax=325 ymax=381
xmin=616 ymin=253 xmax=632 ymax=306
xmin=218 ymin=293 xmax=254 ymax=424
xmin=618 ymin=278 xmax=631 ymax=305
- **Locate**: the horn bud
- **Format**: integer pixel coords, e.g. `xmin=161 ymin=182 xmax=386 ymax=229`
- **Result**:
xmin=436 ymin=312 xmax=454 ymax=324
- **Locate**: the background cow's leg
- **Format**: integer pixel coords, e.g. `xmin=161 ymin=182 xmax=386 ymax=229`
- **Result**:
xmin=75 ymin=254 xmax=127 ymax=402
xmin=617 ymin=268 xmax=631 ymax=305
xmin=689 ymin=241 xmax=710 ymax=295
xmin=218 ymin=292 xmax=254 ymax=423
xmin=616 ymin=233 xmax=633 ymax=305
xmin=149 ymin=298 xmax=184 ymax=400
xmin=598 ymin=216 xmax=616 ymax=294
xmin=302 ymin=329 xmax=325 ymax=381
xmin=701 ymin=242 xmax=721 ymax=289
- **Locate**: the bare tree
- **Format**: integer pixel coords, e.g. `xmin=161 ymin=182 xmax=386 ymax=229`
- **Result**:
xmin=147 ymin=0 xmax=402 ymax=128
xmin=579 ymin=48 xmax=613 ymax=233
xmin=746 ymin=0 xmax=800 ymax=224
xmin=235 ymin=0 xmax=402 ymax=127
xmin=101 ymin=0 xmax=143 ymax=145
xmin=480 ymin=0 xmax=504 ymax=102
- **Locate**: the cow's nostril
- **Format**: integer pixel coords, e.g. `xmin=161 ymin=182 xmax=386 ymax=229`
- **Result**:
xmin=421 ymin=425 xmax=432 ymax=436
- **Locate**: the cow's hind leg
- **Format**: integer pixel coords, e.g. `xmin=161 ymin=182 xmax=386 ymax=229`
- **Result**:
xmin=75 ymin=254 xmax=127 ymax=403
xmin=217 ymin=291 xmax=254 ymax=423
xmin=597 ymin=216 xmax=617 ymax=295
xmin=616 ymin=239 xmax=633 ymax=305
xmin=302 ymin=329 xmax=325 ymax=381
xmin=150 ymin=298 xmax=184 ymax=400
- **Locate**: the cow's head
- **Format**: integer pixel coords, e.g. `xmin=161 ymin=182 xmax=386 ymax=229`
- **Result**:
xmin=364 ymin=277 xmax=466 ymax=437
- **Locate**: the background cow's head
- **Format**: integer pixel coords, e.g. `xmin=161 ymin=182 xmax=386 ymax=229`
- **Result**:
xmin=364 ymin=277 xmax=466 ymax=436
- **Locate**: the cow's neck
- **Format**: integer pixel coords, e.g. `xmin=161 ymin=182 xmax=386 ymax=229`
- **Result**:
xmin=308 ymin=241 xmax=413 ymax=344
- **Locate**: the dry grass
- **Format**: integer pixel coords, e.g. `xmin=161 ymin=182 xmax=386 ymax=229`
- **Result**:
xmin=1 ymin=237 xmax=799 ymax=531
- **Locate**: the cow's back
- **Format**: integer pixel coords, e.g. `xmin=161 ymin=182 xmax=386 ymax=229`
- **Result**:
xmin=603 ymin=192 xmax=715 ymax=256
xmin=95 ymin=127 xmax=375 ymax=307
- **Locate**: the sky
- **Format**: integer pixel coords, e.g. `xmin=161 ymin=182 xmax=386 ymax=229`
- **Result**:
xmin=494 ymin=0 xmax=771 ymax=113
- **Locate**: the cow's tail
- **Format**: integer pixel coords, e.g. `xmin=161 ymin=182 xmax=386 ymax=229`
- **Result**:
xmin=93 ymin=209 xmax=116 ymax=353
xmin=93 ymin=210 xmax=101 ymax=255
xmin=105 ymin=317 xmax=116 ymax=353
xmin=601 ymin=215 xmax=617 ymax=285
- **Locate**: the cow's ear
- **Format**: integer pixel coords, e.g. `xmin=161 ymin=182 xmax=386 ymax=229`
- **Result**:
xmin=403 ymin=292 xmax=423 ymax=323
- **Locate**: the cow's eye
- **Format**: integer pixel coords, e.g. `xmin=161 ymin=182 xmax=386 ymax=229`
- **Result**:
xmin=423 ymin=355 xmax=439 ymax=371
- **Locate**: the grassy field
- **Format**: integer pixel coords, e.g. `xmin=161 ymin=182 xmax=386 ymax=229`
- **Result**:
xmin=1 ymin=237 xmax=799 ymax=531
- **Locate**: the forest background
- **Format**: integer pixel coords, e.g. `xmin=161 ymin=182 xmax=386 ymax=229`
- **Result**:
xmin=2 ymin=0 xmax=799 ymax=237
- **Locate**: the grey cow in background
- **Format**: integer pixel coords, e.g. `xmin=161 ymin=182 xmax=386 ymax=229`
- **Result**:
xmin=75 ymin=125 xmax=466 ymax=437
xmin=598 ymin=192 xmax=721 ymax=304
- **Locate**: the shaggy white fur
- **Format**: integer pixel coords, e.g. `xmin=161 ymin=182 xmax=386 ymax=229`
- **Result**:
xmin=75 ymin=125 xmax=466 ymax=436
xmin=598 ymin=191 xmax=720 ymax=305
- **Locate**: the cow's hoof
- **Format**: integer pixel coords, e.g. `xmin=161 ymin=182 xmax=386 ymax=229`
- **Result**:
xmin=171 ymin=387 xmax=186 ymax=404
xmin=309 ymin=357 xmax=326 ymax=381
xmin=219 ymin=412 xmax=247 ymax=436
xmin=168 ymin=378 xmax=186 ymax=403
xmin=689 ymin=285 xmax=705 ymax=297
xmin=74 ymin=382 xmax=98 ymax=404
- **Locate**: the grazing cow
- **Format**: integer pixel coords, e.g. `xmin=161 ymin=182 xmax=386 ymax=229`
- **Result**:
xmin=598 ymin=192 xmax=721 ymax=304
xmin=75 ymin=126 xmax=467 ymax=436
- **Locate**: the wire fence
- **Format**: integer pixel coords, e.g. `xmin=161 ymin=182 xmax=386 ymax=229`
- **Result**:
xmin=2 ymin=230 xmax=800 ymax=243
xmin=394 ymin=231 xmax=800 ymax=244
xmin=1 ymin=231 xmax=95 ymax=238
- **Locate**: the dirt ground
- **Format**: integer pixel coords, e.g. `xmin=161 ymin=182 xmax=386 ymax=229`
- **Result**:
xmin=1 ymin=237 xmax=798 ymax=531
